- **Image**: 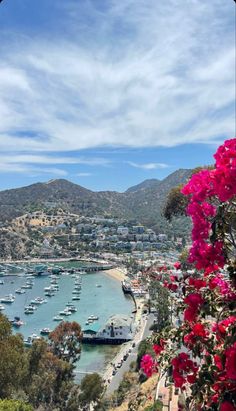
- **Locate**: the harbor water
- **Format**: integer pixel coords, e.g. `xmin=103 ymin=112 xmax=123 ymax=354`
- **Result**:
xmin=0 ymin=264 xmax=133 ymax=382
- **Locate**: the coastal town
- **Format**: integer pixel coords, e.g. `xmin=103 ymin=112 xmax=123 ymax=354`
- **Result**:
xmin=0 ymin=209 xmax=187 ymax=261
xmin=0 ymin=249 xmax=182 ymax=410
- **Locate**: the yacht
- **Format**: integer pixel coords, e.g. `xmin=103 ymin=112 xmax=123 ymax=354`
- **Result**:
xmin=72 ymin=296 xmax=80 ymax=301
xmin=67 ymin=305 xmax=77 ymax=313
xmin=88 ymin=315 xmax=99 ymax=321
xmin=31 ymin=297 xmax=47 ymax=305
xmin=24 ymin=305 xmax=36 ymax=314
xmin=53 ymin=316 xmax=63 ymax=321
xmin=40 ymin=328 xmax=52 ymax=335
xmin=0 ymin=280 xmax=4 ymax=285
xmin=22 ymin=284 xmax=32 ymax=289
xmin=15 ymin=288 xmax=26 ymax=294
xmin=24 ymin=334 xmax=41 ymax=347
xmin=11 ymin=316 xmax=24 ymax=327
xmin=0 ymin=304 xmax=5 ymax=310
xmin=59 ymin=309 xmax=72 ymax=316
xmin=1 ymin=294 xmax=15 ymax=303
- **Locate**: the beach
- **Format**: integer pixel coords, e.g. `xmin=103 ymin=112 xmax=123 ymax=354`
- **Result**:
xmin=104 ymin=267 xmax=127 ymax=282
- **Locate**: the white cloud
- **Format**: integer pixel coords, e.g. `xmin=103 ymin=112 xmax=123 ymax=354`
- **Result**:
xmin=0 ymin=154 xmax=110 ymax=166
xmin=76 ymin=172 xmax=92 ymax=177
xmin=127 ymin=161 xmax=169 ymax=170
xmin=0 ymin=162 xmax=67 ymax=176
xmin=0 ymin=0 xmax=234 ymax=155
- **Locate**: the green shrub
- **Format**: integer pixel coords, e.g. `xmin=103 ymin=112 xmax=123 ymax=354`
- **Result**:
xmin=0 ymin=400 xmax=33 ymax=411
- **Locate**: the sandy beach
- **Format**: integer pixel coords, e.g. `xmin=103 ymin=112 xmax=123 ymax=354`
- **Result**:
xmin=104 ymin=267 xmax=127 ymax=282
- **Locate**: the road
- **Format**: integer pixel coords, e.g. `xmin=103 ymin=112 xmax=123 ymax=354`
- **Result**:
xmin=105 ymin=314 xmax=154 ymax=395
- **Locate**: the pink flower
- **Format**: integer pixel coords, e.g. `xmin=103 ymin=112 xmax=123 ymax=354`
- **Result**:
xmin=174 ymin=262 xmax=181 ymax=270
xmin=225 ymin=343 xmax=236 ymax=380
xmin=220 ymin=401 xmax=236 ymax=411
xmin=141 ymin=354 xmax=156 ymax=377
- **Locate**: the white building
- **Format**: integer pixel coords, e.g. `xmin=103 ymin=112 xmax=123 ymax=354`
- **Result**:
xmin=117 ymin=226 xmax=129 ymax=236
xmin=97 ymin=314 xmax=133 ymax=340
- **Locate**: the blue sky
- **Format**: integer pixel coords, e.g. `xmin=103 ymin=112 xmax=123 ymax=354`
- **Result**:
xmin=0 ymin=0 xmax=235 ymax=192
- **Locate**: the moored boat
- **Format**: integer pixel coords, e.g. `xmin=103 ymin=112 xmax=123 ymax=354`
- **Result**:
xmin=40 ymin=328 xmax=52 ymax=335
xmin=11 ymin=316 xmax=24 ymax=327
xmin=1 ymin=294 xmax=15 ymax=303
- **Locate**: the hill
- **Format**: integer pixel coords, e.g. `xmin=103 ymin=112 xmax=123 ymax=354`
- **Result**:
xmin=125 ymin=179 xmax=160 ymax=193
xmin=0 ymin=170 xmax=192 ymax=229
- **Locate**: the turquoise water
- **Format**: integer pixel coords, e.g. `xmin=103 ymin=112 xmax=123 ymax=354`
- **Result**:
xmin=0 ymin=268 xmax=133 ymax=381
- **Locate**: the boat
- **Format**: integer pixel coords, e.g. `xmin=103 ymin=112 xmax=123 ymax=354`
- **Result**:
xmin=0 ymin=304 xmax=5 ymax=310
xmin=67 ymin=305 xmax=77 ymax=312
xmin=24 ymin=305 xmax=36 ymax=314
xmin=31 ymin=297 xmax=47 ymax=305
xmin=53 ymin=316 xmax=63 ymax=321
xmin=45 ymin=291 xmax=55 ymax=297
xmin=21 ymin=284 xmax=32 ymax=289
xmin=88 ymin=315 xmax=99 ymax=321
xmin=0 ymin=280 xmax=4 ymax=285
xmin=59 ymin=309 xmax=71 ymax=316
xmin=15 ymin=288 xmax=26 ymax=294
xmin=1 ymin=294 xmax=15 ymax=303
xmin=40 ymin=328 xmax=52 ymax=335
xmin=96 ymin=284 xmax=102 ymax=288
xmin=11 ymin=316 xmax=24 ymax=327
xmin=121 ymin=280 xmax=132 ymax=294
xmin=24 ymin=334 xmax=41 ymax=347
xmin=72 ymin=296 xmax=80 ymax=301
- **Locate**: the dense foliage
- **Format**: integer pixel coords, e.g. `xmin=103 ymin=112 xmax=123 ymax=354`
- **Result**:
xmin=141 ymin=139 xmax=236 ymax=410
xmin=0 ymin=316 xmax=90 ymax=410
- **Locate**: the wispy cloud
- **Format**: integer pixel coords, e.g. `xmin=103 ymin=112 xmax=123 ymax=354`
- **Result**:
xmin=0 ymin=154 xmax=111 ymax=166
xmin=0 ymin=163 xmax=67 ymax=176
xmin=127 ymin=161 xmax=169 ymax=170
xmin=76 ymin=172 xmax=92 ymax=177
xmin=0 ymin=0 xmax=234 ymax=157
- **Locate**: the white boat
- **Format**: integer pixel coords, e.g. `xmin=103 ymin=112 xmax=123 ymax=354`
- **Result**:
xmin=31 ymin=297 xmax=47 ymax=305
xmin=67 ymin=305 xmax=77 ymax=313
xmin=11 ymin=316 xmax=24 ymax=327
xmin=40 ymin=328 xmax=52 ymax=335
xmin=24 ymin=305 xmax=37 ymax=314
xmin=96 ymin=284 xmax=102 ymax=288
xmin=59 ymin=309 xmax=72 ymax=316
xmin=72 ymin=296 xmax=80 ymax=301
xmin=22 ymin=284 xmax=32 ymax=289
xmin=53 ymin=316 xmax=63 ymax=321
xmin=15 ymin=288 xmax=26 ymax=294
xmin=24 ymin=334 xmax=41 ymax=347
xmin=45 ymin=291 xmax=55 ymax=297
xmin=88 ymin=315 xmax=99 ymax=321
xmin=0 ymin=304 xmax=5 ymax=310
xmin=0 ymin=280 xmax=4 ymax=285
xmin=1 ymin=294 xmax=15 ymax=303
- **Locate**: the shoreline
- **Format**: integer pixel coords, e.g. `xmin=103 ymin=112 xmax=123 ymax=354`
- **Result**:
xmin=103 ymin=267 xmax=126 ymax=282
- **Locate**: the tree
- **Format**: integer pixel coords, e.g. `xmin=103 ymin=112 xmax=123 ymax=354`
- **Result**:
xmin=0 ymin=400 xmax=33 ymax=411
xmin=0 ymin=314 xmax=28 ymax=398
xmin=49 ymin=321 xmax=82 ymax=364
xmin=149 ymin=280 xmax=170 ymax=331
xmin=79 ymin=373 xmax=104 ymax=409
xmin=25 ymin=339 xmax=78 ymax=411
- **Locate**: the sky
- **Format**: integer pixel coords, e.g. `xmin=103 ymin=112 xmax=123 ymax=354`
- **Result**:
xmin=0 ymin=0 xmax=235 ymax=192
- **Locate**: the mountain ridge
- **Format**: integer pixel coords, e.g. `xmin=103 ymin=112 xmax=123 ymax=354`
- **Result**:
xmin=0 ymin=169 xmax=192 ymax=225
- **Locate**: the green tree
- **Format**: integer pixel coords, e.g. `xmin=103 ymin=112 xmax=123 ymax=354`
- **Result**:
xmin=0 ymin=314 xmax=27 ymax=398
xmin=149 ymin=280 xmax=170 ymax=331
xmin=49 ymin=321 xmax=82 ymax=364
xmin=26 ymin=340 xmax=77 ymax=411
xmin=0 ymin=400 xmax=33 ymax=411
xmin=79 ymin=373 xmax=104 ymax=409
